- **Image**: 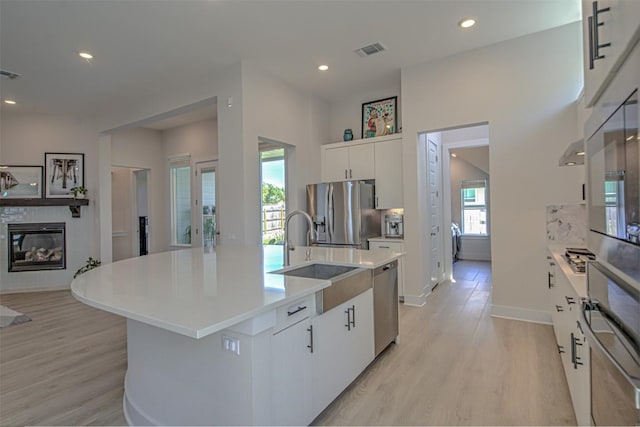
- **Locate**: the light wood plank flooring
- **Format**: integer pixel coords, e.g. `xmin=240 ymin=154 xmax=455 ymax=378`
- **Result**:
xmin=0 ymin=261 xmax=576 ymax=426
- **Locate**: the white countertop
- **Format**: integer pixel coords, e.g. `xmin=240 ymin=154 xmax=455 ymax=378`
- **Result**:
xmin=368 ymin=236 xmax=405 ymax=243
xmin=71 ymin=245 xmax=403 ymax=339
xmin=547 ymin=244 xmax=588 ymax=298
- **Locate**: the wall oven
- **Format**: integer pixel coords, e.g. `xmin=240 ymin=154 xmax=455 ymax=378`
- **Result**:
xmin=581 ymin=262 xmax=639 ymax=426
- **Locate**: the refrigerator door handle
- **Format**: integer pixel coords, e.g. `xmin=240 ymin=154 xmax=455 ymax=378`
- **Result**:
xmin=328 ymin=184 xmax=334 ymax=242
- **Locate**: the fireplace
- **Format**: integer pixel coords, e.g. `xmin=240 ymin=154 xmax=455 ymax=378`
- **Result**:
xmin=8 ymin=223 xmax=66 ymax=272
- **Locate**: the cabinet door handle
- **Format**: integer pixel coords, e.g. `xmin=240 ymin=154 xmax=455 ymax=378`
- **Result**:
xmin=379 ymin=245 xmax=390 ymax=249
xmin=592 ymin=1 xmax=611 ymax=61
xmin=287 ymin=305 xmax=307 ymax=316
xmin=555 ymin=305 xmax=564 ymax=312
xmin=350 ymin=304 xmax=356 ymax=328
xmin=588 ymin=15 xmax=595 ymax=69
xmin=307 ymin=325 xmax=313 ymax=353
xmin=375 ymin=196 xmax=379 ymax=208
xmin=345 ymin=308 xmax=351 ymax=331
xmin=345 ymin=169 xmax=348 ymax=179
xmin=571 ymin=333 xmax=583 ymax=369
xmin=565 ymin=296 xmax=576 ymax=305
xmin=349 ymin=169 xmax=353 ymax=179
xmin=557 ymin=344 xmax=565 ymax=354
xmin=548 ymin=272 xmax=555 ymax=288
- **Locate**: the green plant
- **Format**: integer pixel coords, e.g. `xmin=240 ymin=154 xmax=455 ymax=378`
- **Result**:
xmin=184 ymin=225 xmax=192 ymax=244
xmin=203 ymin=217 xmax=216 ymax=242
xmin=262 ymin=183 xmax=285 ymax=205
xmin=70 ymin=186 xmax=87 ymax=199
xmin=74 ymin=257 xmax=101 ymax=278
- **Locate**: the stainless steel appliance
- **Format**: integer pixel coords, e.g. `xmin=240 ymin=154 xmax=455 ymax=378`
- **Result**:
xmin=384 ymin=214 xmax=404 ymax=238
xmin=585 ymin=42 xmax=640 ymax=283
xmin=373 ymin=260 xmax=399 ymax=356
xmin=307 ymin=181 xmax=380 ymax=249
xmin=581 ymin=262 xmax=640 ymax=426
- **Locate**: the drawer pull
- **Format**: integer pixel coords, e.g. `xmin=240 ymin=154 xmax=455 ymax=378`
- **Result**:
xmin=556 ymin=305 xmax=564 ymax=312
xmin=379 ymin=245 xmax=390 ymax=249
xmin=287 ymin=305 xmax=307 ymax=316
xmin=565 ymin=296 xmax=576 ymax=305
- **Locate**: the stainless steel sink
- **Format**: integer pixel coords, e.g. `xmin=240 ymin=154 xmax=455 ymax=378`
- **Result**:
xmin=273 ymin=263 xmax=372 ymax=314
xmin=276 ymin=263 xmax=357 ymax=280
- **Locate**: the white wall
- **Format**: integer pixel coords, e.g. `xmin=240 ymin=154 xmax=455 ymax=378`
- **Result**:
xmin=0 ymin=112 xmax=99 ymax=291
xmin=329 ymin=84 xmax=401 ymax=143
xmin=162 ymin=118 xmax=218 ymax=163
xmin=401 ymin=22 xmax=584 ymax=320
xmin=237 ymin=64 xmax=330 ymax=246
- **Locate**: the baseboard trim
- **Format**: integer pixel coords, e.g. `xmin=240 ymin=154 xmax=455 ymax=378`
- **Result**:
xmin=403 ymin=291 xmax=430 ymax=307
xmin=123 ymin=373 xmax=163 ymax=427
xmin=490 ymin=304 xmax=552 ymax=325
xmin=0 ymin=285 xmax=69 ymax=295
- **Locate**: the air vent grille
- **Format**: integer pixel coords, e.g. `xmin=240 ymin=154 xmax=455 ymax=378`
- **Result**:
xmin=0 ymin=70 xmax=20 ymax=79
xmin=354 ymin=42 xmax=386 ymax=57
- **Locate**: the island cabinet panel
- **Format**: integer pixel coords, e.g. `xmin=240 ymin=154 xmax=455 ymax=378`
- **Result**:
xmin=312 ymin=289 xmax=374 ymax=416
xmin=271 ymin=317 xmax=313 ymax=426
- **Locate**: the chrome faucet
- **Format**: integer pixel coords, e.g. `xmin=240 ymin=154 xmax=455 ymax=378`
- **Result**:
xmin=283 ymin=209 xmax=317 ymax=266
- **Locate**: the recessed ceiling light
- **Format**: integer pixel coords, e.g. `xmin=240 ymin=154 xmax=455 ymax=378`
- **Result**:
xmin=627 ymin=135 xmax=635 ymax=141
xmin=566 ymin=162 xmax=576 ymax=166
xmin=4 ymin=99 xmax=16 ymax=105
xmin=459 ymin=18 xmax=476 ymax=28
xmin=576 ymin=151 xmax=585 ymax=156
xmin=78 ymin=51 xmax=93 ymax=60
xmin=451 ymin=153 xmax=457 ymax=157
xmin=318 ymin=64 xmax=329 ymax=71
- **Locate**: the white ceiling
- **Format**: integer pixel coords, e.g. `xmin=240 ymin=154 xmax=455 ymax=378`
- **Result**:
xmin=452 ymin=146 xmax=490 ymax=174
xmin=0 ymin=0 xmax=581 ymax=122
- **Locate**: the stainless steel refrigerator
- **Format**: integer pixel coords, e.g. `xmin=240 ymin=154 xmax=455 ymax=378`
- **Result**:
xmin=307 ymin=181 xmax=380 ymax=249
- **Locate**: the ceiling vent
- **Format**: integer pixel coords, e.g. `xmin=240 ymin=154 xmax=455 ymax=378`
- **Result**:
xmin=354 ymin=42 xmax=386 ymax=57
xmin=0 ymin=70 xmax=20 ymax=79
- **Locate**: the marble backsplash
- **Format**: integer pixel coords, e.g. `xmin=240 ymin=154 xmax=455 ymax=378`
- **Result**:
xmin=546 ymin=204 xmax=587 ymax=245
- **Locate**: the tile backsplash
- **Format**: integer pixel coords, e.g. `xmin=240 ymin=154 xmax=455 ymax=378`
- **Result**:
xmin=546 ymin=204 xmax=587 ymax=245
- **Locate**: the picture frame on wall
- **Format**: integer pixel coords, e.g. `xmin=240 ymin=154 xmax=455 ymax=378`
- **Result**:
xmin=44 ymin=152 xmax=84 ymax=198
xmin=0 ymin=165 xmax=44 ymax=199
xmin=362 ymin=96 xmax=397 ymax=139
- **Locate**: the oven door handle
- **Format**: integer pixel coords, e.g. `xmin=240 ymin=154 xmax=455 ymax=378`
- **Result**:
xmin=581 ymin=302 xmax=640 ymax=409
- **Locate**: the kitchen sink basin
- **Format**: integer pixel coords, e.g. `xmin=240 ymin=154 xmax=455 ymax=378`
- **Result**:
xmin=275 ymin=263 xmax=357 ymax=280
xmin=273 ymin=263 xmax=372 ymax=314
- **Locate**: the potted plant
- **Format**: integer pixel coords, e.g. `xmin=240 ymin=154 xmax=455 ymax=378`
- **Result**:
xmin=74 ymin=257 xmax=101 ymax=278
xmin=70 ymin=186 xmax=87 ymax=199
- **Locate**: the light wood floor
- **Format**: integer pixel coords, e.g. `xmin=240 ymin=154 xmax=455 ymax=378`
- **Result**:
xmin=0 ymin=261 xmax=576 ymax=426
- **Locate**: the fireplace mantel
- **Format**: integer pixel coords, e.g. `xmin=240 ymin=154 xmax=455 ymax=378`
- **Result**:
xmin=0 ymin=199 xmax=89 ymax=218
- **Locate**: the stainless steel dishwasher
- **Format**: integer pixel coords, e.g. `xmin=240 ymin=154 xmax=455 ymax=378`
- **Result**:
xmin=373 ymin=260 xmax=399 ymax=356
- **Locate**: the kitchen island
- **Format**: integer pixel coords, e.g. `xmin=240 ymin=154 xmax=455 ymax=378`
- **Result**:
xmin=71 ymin=244 xmax=403 ymax=426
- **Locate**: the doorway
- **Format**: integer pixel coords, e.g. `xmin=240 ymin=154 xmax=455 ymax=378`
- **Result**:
xmin=441 ymin=124 xmax=491 ymax=282
xmin=259 ymin=142 xmax=288 ymax=245
xmin=194 ymin=161 xmax=218 ymax=249
xmin=111 ymin=166 xmax=150 ymax=261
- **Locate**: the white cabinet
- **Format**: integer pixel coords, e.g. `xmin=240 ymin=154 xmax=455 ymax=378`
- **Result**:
xmin=322 ymin=143 xmax=374 ymax=182
xmin=370 ymin=240 xmax=405 ymax=300
xmin=271 ymin=317 xmax=313 ymax=426
xmin=312 ymin=289 xmax=374 ymax=416
xmin=582 ymin=0 xmax=640 ymax=106
xmin=546 ymin=251 xmax=591 ymax=426
xmin=373 ymin=138 xmax=403 ymax=208
xmin=270 ymin=289 xmax=375 ymax=424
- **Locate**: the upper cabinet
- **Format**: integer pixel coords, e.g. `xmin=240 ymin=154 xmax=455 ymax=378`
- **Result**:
xmin=582 ymin=0 xmax=640 ymax=107
xmin=320 ymin=134 xmax=403 ymax=209
xmin=322 ymin=142 xmax=374 ymax=182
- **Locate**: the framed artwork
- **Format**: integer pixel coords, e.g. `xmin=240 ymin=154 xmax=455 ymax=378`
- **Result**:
xmin=0 ymin=165 xmax=43 ymax=199
xmin=362 ymin=96 xmax=397 ymax=138
xmin=44 ymin=152 xmax=84 ymax=198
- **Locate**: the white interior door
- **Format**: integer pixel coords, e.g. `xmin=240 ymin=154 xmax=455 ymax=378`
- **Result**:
xmin=428 ymin=139 xmax=443 ymax=289
xmin=194 ymin=161 xmax=218 ymax=248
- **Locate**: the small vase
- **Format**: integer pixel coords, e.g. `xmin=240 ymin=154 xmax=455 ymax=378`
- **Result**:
xmin=343 ymin=129 xmax=353 ymax=141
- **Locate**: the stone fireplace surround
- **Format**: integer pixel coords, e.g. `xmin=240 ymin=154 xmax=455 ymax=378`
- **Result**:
xmin=1 ymin=205 xmax=91 ymax=292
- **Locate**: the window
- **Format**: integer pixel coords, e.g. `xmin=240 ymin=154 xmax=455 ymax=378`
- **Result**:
xmin=169 ymin=156 xmax=191 ymax=246
xmin=259 ymin=144 xmax=287 ymax=245
xmin=461 ymin=179 xmax=487 ymax=235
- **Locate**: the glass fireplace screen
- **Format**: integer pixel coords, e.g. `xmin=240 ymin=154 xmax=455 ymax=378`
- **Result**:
xmin=8 ymin=223 xmax=66 ymax=272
